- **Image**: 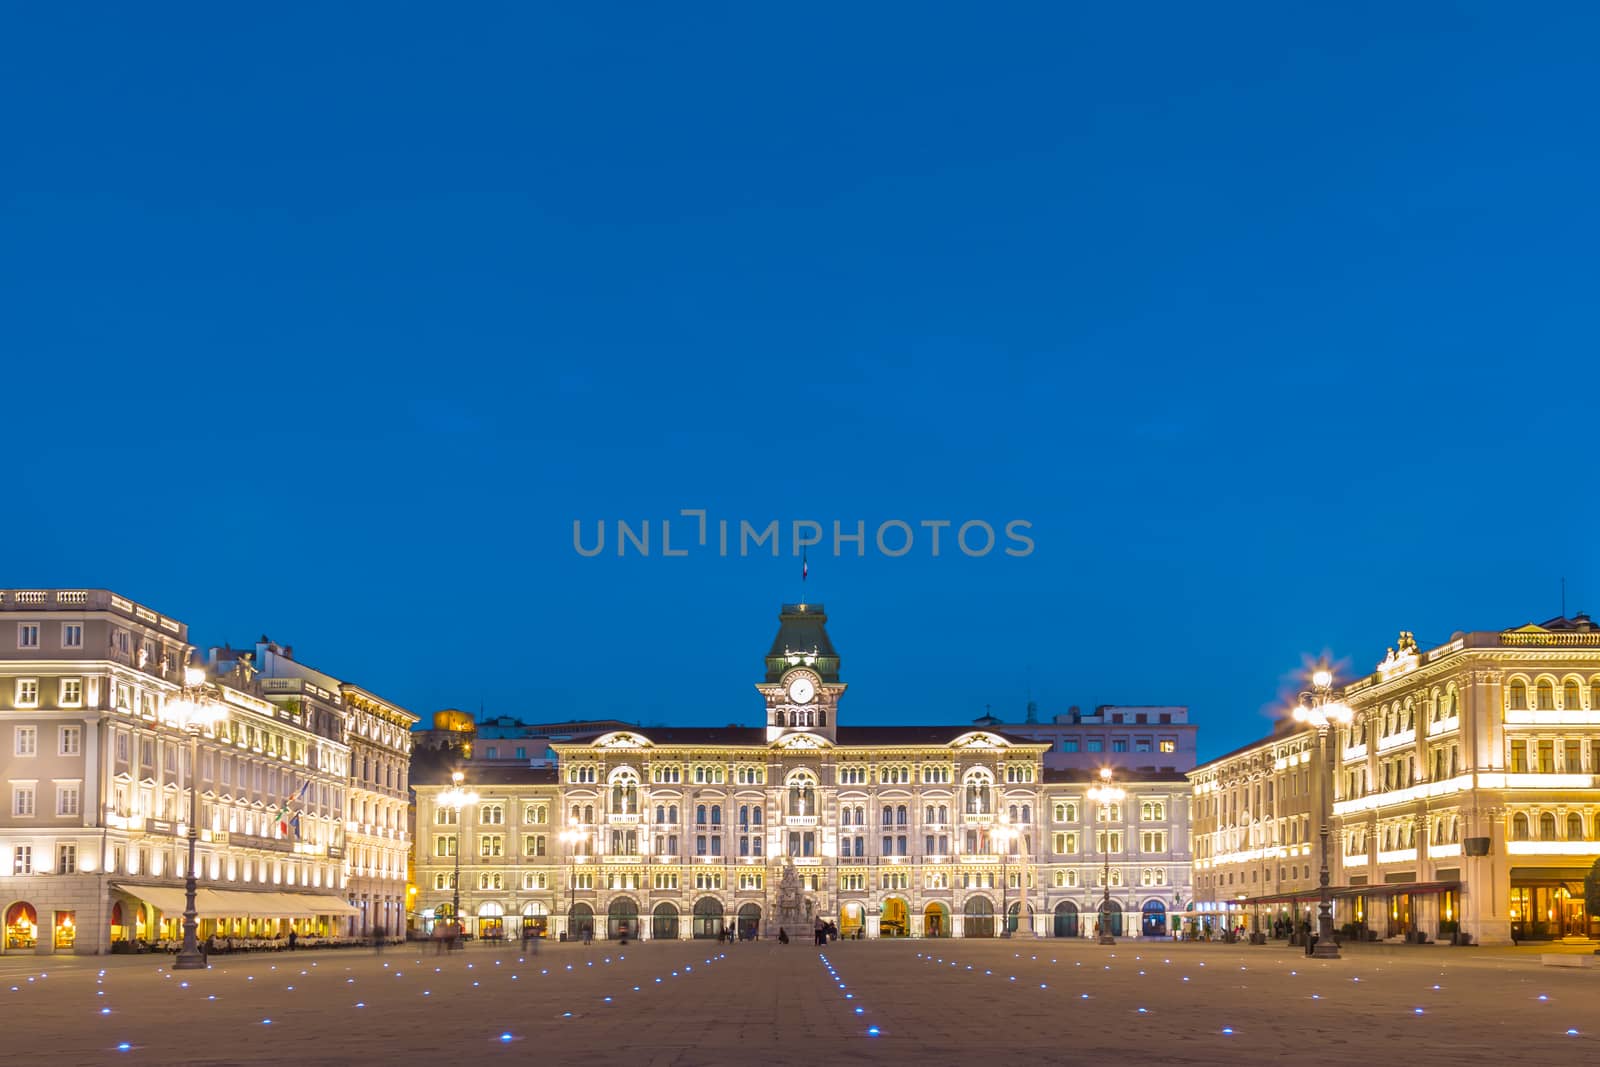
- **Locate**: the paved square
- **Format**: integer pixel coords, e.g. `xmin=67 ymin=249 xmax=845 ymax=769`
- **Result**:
xmin=1 ymin=940 xmax=1593 ymax=1065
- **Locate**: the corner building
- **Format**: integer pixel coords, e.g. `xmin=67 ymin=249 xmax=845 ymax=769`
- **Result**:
xmin=1192 ymin=615 xmax=1600 ymax=944
xmin=415 ymin=603 xmax=1192 ymax=941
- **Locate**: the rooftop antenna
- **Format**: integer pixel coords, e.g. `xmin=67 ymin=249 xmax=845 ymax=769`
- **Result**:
xmin=1024 ymin=665 xmax=1038 ymax=724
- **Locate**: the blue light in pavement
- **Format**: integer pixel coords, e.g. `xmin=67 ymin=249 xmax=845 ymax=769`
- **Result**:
xmin=867 ymin=1027 xmax=881 ymax=1037
xmin=500 ymin=1033 xmax=513 ymax=1043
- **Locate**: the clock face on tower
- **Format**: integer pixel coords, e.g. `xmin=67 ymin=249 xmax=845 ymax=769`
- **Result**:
xmin=786 ymin=676 xmax=816 ymax=705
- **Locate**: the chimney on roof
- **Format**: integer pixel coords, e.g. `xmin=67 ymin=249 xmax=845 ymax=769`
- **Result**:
xmin=282 ymin=645 xmax=293 ymax=660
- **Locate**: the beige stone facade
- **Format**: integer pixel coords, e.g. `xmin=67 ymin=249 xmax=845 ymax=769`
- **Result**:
xmin=412 ymin=602 xmax=1193 ymax=942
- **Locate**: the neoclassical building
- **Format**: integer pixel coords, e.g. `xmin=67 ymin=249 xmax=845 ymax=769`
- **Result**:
xmin=0 ymin=590 xmax=415 ymax=955
xmin=1191 ymin=615 xmax=1600 ymax=944
xmin=413 ymin=602 xmax=1193 ymax=940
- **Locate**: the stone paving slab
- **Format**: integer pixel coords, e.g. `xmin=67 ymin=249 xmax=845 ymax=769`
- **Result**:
xmin=0 ymin=939 xmax=1594 ymax=1066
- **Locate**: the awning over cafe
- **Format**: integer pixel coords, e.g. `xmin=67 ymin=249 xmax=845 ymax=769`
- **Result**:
xmin=114 ymin=884 xmax=359 ymax=918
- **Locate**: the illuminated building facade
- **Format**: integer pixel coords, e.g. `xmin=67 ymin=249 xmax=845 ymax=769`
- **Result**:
xmin=1192 ymin=615 xmax=1600 ymax=944
xmin=413 ymin=602 xmax=1193 ymax=940
xmin=0 ymin=590 xmax=411 ymax=955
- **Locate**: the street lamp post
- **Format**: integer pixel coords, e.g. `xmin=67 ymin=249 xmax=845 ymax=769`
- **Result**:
xmin=1088 ymin=768 xmax=1125 ymax=945
xmin=1293 ymin=669 xmax=1353 ymax=961
xmin=560 ymin=827 xmax=586 ymax=940
xmin=167 ymin=666 xmax=227 ymax=971
xmin=438 ymin=772 xmax=478 ymax=941
xmin=994 ymin=819 xmax=1016 ymax=938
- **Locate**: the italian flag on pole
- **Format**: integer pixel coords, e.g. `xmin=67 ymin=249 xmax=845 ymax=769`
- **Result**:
xmin=276 ymin=779 xmax=310 ymax=835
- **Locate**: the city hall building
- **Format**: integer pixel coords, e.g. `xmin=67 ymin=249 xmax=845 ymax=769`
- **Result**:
xmin=413 ymin=602 xmax=1193 ymax=941
xmin=1191 ymin=615 xmax=1600 ymax=944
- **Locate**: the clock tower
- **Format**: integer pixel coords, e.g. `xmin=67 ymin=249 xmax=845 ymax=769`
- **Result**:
xmin=759 ymin=602 xmax=844 ymax=743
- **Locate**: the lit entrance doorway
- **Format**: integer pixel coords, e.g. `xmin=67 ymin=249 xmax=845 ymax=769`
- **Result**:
xmin=840 ymin=902 xmax=864 ymax=940
xmin=1141 ymin=900 xmax=1167 ymax=937
xmin=692 ymin=897 xmax=724 ymax=940
xmin=478 ymin=902 xmax=506 ymax=941
xmin=521 ymin=902 xmax=548 ymax=940
xmin=881 ymin=897 xmax=909 ymax=938
xmin=963 ymin=896 xmax=995 ymax=938
xmin=569 ymin=902 xmax=595 ymax=941
xmin=737 ymin=903 xmax=761 ymax=941
xmin=652 ymin=902 xmax=679 ymax=941
xmin=608 ymin=897 xmax=639 ymax=941
xmin=923 ymin=902 xmax=949 ymax=938
xmin=1386 ymin=893 xmax=1413 ymax=939
xmin=1054 ymin=900 xmax=1079 ymax=938
xmin=4 ymin=902 xmax=38 ymax=953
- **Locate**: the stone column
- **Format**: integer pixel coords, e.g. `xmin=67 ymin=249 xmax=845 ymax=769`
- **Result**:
xmin=1463 ymin=803 xmax=1512 ymax=944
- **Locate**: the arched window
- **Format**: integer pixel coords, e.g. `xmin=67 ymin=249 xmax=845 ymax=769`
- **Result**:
xmin=1567 ymin=813 xmax=1584 ymax=840
xmin=925 ymin=805 xmax=936 ymax=823
xmin=609 ymin=768 xmax=639 ymax=814
xmin=1564 ymin=680 xmax=1581 ymax=708
xmin=751 ymin=807 xmax=762 ymax=826
xmin=896 ymin=805 xmax=908 ymax=826
xmin=1509 ymin=681 xmax=1528 ymax=711
xmin=881 ymin=807 xmax=893 ymax=827
xmin=1021 ymin=804 xmax=1032 ymax=824
xmin=963 ymin=770 xmax=993 ymax=815
xmin=786 ymin=773 xmax=817 ymax=817
xmin=1539 ymin=812 xmax=1557 ymax=840
xmin=1536 ymin=681 xmax=1555 ymax=711
xmin=1511 ymin=813 xmax=1530 ymax=841
xmin=710 ymin=806 xmax=721 ymax=826
xmin=695 ymin=805 xmax=707 ymax=826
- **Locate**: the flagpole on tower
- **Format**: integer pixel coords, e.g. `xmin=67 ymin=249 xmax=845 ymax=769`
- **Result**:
xmin=801 ymin=544 xmax=808 ymax=606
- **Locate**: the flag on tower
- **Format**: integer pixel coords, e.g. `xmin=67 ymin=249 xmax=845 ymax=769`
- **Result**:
xmin=802 ymin=545 xmax=808 ymax=583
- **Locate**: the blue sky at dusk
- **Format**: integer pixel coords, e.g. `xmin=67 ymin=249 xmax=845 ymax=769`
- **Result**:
xmin=5 ymin=4 xmax=1597 ymax=758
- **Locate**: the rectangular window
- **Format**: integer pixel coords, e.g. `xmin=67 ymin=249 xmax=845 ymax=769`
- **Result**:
xmin=1061 ymin=739 xmax=1079 ymax=753
xmin=435 ymin=835 xmax=457 ymax=857
xmin=1134 ymin=738 xmax=1152 ymax=752
xmin=1111 ymin=739 xmax=1129 ymax=753
xmin=57 ymin=843 xmax=77 ymax=874
xmin=62 ymin=623 xmax=83 ymax=648
xmin=1536 ymin=740 xmax=1554 ymax=774
xmin=479 ymin=834 xmax=503 ymax=857
xmin=14 ymin=845 xmax=33 ymax=874
xmin=524 ymin=834 xmax=547 ymax=856
xmin=18 ymin=623 xmax=40 ymax=648
xmin=59 ymin=726 xmax=81 ymax=756
xmin=1086 ymin=739 xmax=1103 ymax=753
xmin=1509 ymin=740 xmax=1528 ymax=774
xmin=14 ymin=785 xmax=36 ymax=817
xmin=57 ymin=783 xmax=81 ymax=817
xmin=15 ymin=680 xmax=39 ymax=707
xmin=1159 ymin=739 xmax=1176 ymax=753
xmin=59 ymin=679 xmax=83 ymax=707
xmin=15 ymin=725 xmax=37 ymax=756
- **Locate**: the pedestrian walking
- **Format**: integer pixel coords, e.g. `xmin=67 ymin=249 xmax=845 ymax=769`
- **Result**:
xmin=778 ymin=927 xmax=789 ymax=945
xmin=582 ymin=923 xmax=593 ymax=946
xmin=288 ymin=929 xmax=298 ymax=951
